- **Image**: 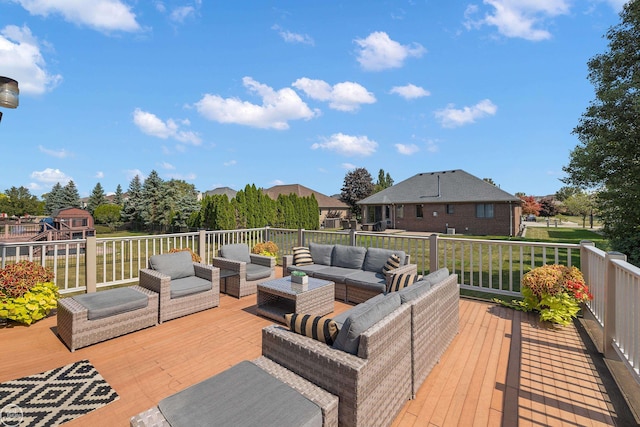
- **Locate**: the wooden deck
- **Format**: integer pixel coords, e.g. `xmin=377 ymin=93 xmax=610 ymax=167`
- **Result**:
xmin=0 ymin=275 xmax=632 ymax=426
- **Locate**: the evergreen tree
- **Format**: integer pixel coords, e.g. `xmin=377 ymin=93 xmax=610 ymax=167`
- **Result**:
xmin=61 ymin=180 xmax=81 ymax=208
xmin=374 ymin=169 xmax=394 ymax=192
xmin=141 ymin=170 xmax=164 ymax=231
xmin=44 ymin=183 xmax=64 ymax=214
xmin=122 ymin=175 xmax=144 ymax=229
xmin=87 ymin=182 xmax=107 ymax=214
xmin=162 ymin=179 xmax=200 ymax=230
xmin=114 ymin=184 xmax=124 ymax=206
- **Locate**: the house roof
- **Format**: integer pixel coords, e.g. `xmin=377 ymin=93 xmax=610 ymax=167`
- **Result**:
xmin=358 ymin=170 xmax=521 ymax=205
xmin=263 ymin=184 xmax=349 ymax=209
xmin=203 ymin=187 xmax=238 ymax=199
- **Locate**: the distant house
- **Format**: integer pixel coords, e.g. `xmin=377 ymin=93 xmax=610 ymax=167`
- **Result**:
xmin=262 ymin=184 xmax=350 ymax=225
xmin=50 ymin=207 xmax=95 ymax=239
xmin=357 ymin=170 xmax=522 ymax=236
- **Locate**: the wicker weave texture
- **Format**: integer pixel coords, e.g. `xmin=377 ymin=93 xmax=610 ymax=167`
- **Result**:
xmin=262 ymin=303 xmax=413 ymax=427
xmin=212 ymin=255 xmax=276 ymax=298
xmin=129 ymin=357 xmax=338 ymax=427
xmin=256 ymin=277 xmax=334 ymax=322
xmin=57 ymin=285 xmax=158 ymax=352
xmin=138 ymin=262 xmax=219 ymax=323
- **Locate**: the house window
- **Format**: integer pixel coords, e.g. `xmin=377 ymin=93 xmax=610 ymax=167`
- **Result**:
xmin=416 ymin=205 xmax=423 ymax=218
xmin=476 ymin=204 xmax=494 ymax=218
xmin=446 ymin=204 xmax=454 ymax=214
xmin=396 ymin=205 xmax=404 ymax=219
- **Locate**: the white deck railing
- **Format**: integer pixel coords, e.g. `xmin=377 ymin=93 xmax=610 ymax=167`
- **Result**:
xmin=1 ymin=227 xmax=638 ymax=383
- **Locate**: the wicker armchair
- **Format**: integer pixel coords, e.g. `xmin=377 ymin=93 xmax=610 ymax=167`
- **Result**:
xmin=262 ymin=302 xmax=412 ymax=427
xmin=138 ymin=251 xmax=220 ymax=323
xmin=212 ymin=243 xmax=276 ymax=298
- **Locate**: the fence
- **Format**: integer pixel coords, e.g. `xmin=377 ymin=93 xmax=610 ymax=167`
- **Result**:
xmin=1 ymin=227 xmax=638 ymax=384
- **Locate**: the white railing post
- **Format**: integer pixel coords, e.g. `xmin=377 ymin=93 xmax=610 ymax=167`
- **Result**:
xmin=85 ymin=235 xmax=97 ymax=293
xmin=198 ymin=229 xmax=206 ymax=262
xmin=580 ymin=240 xmax=594 ymax=284
xmin=297 ymin=229 xmax=305 ymax=247
xmin=604 ymin=251 xmax=627 ymax=359
xmin=429 ymin=234 xmax=439 ymax=272
xmin=350 ymin=229 xmax=357 ymax=246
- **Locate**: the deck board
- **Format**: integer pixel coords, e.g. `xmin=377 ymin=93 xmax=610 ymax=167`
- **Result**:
xmin=0 ymin=271 xmax=626 ymax=427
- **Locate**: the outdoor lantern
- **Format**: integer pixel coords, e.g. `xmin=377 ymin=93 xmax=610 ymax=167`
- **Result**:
xmin=0 ymin=76 xmax=19 ymax=109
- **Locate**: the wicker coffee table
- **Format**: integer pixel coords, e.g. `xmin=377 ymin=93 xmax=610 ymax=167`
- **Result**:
xmin=256 ymin=276 xmax=335 ymax=322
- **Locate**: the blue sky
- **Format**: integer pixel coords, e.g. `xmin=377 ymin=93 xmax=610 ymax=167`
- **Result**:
xmin=0 ymin=0 xmax=624 ymax=199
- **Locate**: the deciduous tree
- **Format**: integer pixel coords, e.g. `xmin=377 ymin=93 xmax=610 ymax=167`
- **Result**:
xmin=563 ymin=1 xmax=640 ymax=263
xmin=340 ymin=167 xmax=374 ymax=219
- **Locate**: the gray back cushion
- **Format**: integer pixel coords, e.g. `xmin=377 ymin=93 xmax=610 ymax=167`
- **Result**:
xmin=220 ymin=243 xmax=251 ymax=264
xmin=363 ymin=247 xmax=407 ymax=272
xmin=309 ymin=242 xmax=334 ymax=266
xmin=333 ymin=292 xmax=401 ymax=355
xmin=149 ymin=251 xmax=195 ymax=280
xmin=332 ymin=245 xmax=367 ymax=269
xmin=399 ymin=268 xmax=450 ymax=304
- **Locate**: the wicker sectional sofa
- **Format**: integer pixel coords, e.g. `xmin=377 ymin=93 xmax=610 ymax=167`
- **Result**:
xmin=282 ymin=243 xmax=418 ymax=304
xmin=262 ymin=268 xmax=460 ymax=427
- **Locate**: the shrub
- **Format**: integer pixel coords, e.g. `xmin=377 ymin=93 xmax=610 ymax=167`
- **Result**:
xmin=251 ymin=241 xmax=279 ymax=257
xmin=0 ymin=261 xmax=58 ymax=325
xmin=497 ymin=264 xmax=592 ymax=326
xmin=168 ymin=247 xmax=202 ymax=263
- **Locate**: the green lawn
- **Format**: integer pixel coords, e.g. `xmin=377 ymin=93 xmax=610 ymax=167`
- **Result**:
xmin=524 ymin=227 xmax=609 ymax=250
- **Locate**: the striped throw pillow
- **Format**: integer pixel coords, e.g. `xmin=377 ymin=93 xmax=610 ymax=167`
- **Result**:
xmin=382 ymin=253 xmax=401 ymax=273
xmin=388 ymin=272 xmax=418 ymax=292
xmin=292 ymin=246 xmax=313 ymax=266
xmin=285 ymin=313 xmax=338 ymax=345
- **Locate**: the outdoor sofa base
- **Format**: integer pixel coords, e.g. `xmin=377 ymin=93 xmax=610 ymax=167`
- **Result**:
xmin=212 ymin=255 xmax=276 ymax=298
xmin=129 ymin=356 xmax=338 ymax=427
xmin=57 ymin=285 xmax=158 ymax=352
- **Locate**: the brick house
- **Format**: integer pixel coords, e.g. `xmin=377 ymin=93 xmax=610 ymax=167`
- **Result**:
xmin=262 ymin=184 xmax=350 ymax=226
xmin=357 ymin=170 xmax=522 ymax=236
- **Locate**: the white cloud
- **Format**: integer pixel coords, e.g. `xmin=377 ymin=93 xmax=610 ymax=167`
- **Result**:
xmin=170 ymin=6 xmax=196 ymax=23
xmin=354 ymin=31 xmax=425 ymax=71
xmin=13 ymin=0 xmax=141 ymax=32
xmin=390 ymin=84 xmax=430 ymax=100
xmin=0 ymin=25 xmax=62 ymax=95
xmin=395 ymin=143 xmax=420 ymax=155
xmin=133 ymin=108 xmax=202 ymax=144
xmin=270 ymin=179 xmax=286 ymax=186
xmin=272 ymin=25 xmax=314 ymax=45
xmin=195 ymin=77 xmax=318 ymax=130
xmin=30 ymin=168 xmax=72 ymax=185
xmin=312 ymin=133 xmax=377 ymax=156
xmin=292 ymin=78 xmax=376 ymax=112
xmin=38 ymin=145 xmax=71 ymax=158
xmin=166 ymin=172 xmax=196 ymax=181
xmin=435 ymin=99 xmax=497 ymax=128
xmin=464 ymin=0 xmax=570 ymax=41
xmin=159 ymin=161 xmax=175 ymax=170
xmin=341 ymin=163 xmax=357 ymax=170
xmin=125 ymin=169 xmax=145 ymax=181
xmin=95 ymin=171 xmax=104 ymax=179
xmin=224 ymin=160 xmax=237 ymax=166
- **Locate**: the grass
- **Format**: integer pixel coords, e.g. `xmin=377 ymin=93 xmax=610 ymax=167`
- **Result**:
xmin=524 ymin=227 xmax=609 ymax=250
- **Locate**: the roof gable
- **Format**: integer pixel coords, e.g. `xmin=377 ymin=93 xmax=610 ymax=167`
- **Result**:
xmin=358 ymin=170 xmax=521 ymax=205
xmin=263 ymin=184 xmax=349 ymax=209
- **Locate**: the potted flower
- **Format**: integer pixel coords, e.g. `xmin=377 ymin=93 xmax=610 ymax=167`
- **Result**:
xmin=290 ymin=270 xmax=309 ymax=291
xmin=497 ymin=264 xmax=592 ymax=326
xmin=0 ymin=261 xmax=59 ymax=326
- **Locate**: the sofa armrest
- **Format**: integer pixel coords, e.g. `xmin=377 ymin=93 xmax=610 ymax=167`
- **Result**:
xmin=384 ymin=263 xmax=418 ymax=288
xmin=194 ymin=263 xmax=220 ymax=282
xmin=138 ymin=268 xmax=171 ymax=302
xmin=250 ymin=254 xmax=276 ymax=268
xmin=211 ymin=257 xmax=246 ymax=277
xmin=282 ymin=255 xmax=293 ymax=275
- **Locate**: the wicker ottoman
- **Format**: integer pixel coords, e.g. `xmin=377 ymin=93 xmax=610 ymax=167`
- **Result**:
xmin=130 ymin=356 xmax=338 ymax=427
xmin=57 ymin=285 xmax=158 ymax=352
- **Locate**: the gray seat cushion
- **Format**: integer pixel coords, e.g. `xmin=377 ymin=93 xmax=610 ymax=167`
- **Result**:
xmin=309 ymin=242 xmax=334 ymax=266
xmin=245 ymin=263 xmax=273 ymax=281
xmin=332 ymin=245 xmax=367 ymax=269
xmin=220 ymin=243 xmax=252 ymax=264
xmin=72 ymin=287 xmax=148 ymax=320
xmin=344 ymin=271 xmax=387 ymax=293
xmin=170 ymin=276 xmax=212 ymax=299
xmin=313 ymin=266 xmax=361 ymax=283
xmin=158 ymin=360 xmax=322 ymax=427
xmin=333 ymin=292 xmax=401 ymax=355
xmin=363 ymin=247 xmax=407 ymax=272
xmin=149 ymin=251 xmax=195 ymax=280
xmin=287 ymin=264 xmax=330 ymax=276
xmin=398 ymin=268 xmax=450 ymax=304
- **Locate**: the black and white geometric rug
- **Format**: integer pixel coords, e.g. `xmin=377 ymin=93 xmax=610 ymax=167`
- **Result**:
xmin=0 ymin=360 xmax=119 ymax=427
